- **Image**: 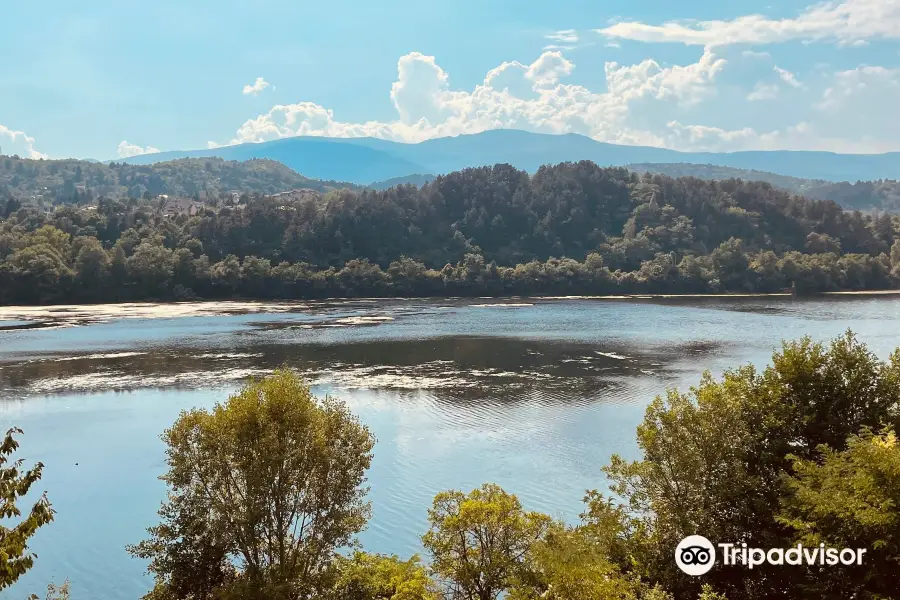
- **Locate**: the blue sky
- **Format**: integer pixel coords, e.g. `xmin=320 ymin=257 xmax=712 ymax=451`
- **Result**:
xmin=1 ymin=0 xmax=899 ymax=160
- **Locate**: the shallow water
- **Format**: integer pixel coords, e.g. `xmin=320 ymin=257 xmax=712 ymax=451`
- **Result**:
xmin=2 ymin=296 xmax=900 ymax=600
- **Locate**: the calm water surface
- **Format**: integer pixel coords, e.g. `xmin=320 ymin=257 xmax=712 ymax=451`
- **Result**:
xmin=1 ymin=296 xmax=900 ymax=600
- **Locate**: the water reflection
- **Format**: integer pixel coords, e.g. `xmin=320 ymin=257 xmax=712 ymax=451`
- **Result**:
xmin=0 ymin=336 xmax=693 ymax=404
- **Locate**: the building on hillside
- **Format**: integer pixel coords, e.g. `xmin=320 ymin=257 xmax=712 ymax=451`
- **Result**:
xmin=161 ymin=197 xmax=202 ymax=217
xmin=270 ymin=188 xmax=320 ymax=201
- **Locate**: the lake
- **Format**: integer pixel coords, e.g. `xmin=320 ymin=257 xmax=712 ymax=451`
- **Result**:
xmin=2 ymin=295 xmax=900 ymax=600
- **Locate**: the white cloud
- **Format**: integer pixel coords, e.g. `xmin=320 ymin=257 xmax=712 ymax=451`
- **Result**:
xmin=0 ymin=124 xmax=47 ymax=160
xmin=819 ymin=65 xmax=900 ymax=110
xmin=242 ymin=77 xmax=271 ymax=96
xmin=605 ymin=47 xmax=726 ymax=105
xmin=218 ymin=48 xmax=727 ymax=149
xmin=811 ymin=66 xmax=900 ymax=147
xmin=117 ymin=141 xmax=160 ymax=158
xmin=206 ymin=48 xmax=900 ymax=155
xmin=747 ymin=82 xmax=780 ymax=101
xmin=742 ymin=49 xmax=771 ymax=59
xmin=596 ymin=0 xmax=900 ymax=47
xmin=545 ymin=29 xmax=579 ymax=44
xmin=664 ymin=119 xmax=900 ymax=154
xmin=774 ymin=65 xmax=802 ymax=87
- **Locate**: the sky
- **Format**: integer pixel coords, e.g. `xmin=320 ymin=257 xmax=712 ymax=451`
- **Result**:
xmin=1 ymin=0 xmax=899 ymax=160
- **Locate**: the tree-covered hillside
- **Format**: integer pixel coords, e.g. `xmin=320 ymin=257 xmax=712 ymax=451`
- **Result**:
xmin=0 ymin=155 xmax=359 ymax=207
xmin=368 ymin=173 xmax=436 ymax=190
xmin=1 ymin=160 xmax=899 ymax=305
xmin=630 ymin=163 xmax=900 ymax=213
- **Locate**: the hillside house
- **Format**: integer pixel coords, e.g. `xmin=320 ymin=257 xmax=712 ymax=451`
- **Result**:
xmin=161 ymin=197 xmax=201 ymax=217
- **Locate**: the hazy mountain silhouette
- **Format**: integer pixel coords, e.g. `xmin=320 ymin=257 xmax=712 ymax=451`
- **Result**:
xmin=118 ymin=130 xmax=900 ymax=184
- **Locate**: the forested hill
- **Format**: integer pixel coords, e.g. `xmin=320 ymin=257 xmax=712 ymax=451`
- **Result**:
xmin=2 ymin=160 xmax=899 ymax=305
xmin=368 ymin=173 xmax=436 ymax=190
xmin=0 ymin=155 xmax=360 ymax=206
xmin=630 ymin=163 xmax=900 ymax=213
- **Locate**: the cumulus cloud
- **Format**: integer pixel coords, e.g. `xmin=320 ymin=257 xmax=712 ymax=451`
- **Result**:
xmin=218 ymin=48 xmax=727 ymax=149
xmin=0 ymin=124 xmax=47 ymax=159
xmin=596 ymin=0 xmax=900 ymax=47
xmin=819 ymin=65 xmax=900 ymax=110
xmin=242 ymin=77 xmax=271 ymax=95
xmin=811 ymin=66 xmax=900 ymax=147
xmin=206 ymin=47 xmax=900 ymax=155
xmin=117 ymin=141 xmax=160 ymax=158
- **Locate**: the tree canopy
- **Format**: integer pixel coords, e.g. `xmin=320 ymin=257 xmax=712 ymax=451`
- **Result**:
xmin=0 ymin=155 xmax=359 ymax=207
xmin=0 ymin=428 xmax=54 ymax=591
xmin=128 ymin=370 xmax=376 ymax=600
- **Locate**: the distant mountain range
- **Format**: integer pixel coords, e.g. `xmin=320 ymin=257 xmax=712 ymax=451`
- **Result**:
xmin=118 ymin=130 xmax=900 ymax=184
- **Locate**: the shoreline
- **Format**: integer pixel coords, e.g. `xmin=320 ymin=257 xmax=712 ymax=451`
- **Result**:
xmin=0 ymin=290 xmax=899 ymax=328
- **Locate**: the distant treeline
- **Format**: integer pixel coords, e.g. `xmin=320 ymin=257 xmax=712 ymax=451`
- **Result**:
xmin=0 ymin=155 xmax=359 ymax=207
xmin=1 ymin=161 xmax=899 ymax=304
xmin=629 ymin=162 xmax=900 ymax=213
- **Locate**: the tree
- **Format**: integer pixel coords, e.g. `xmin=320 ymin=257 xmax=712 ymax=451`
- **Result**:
xmin=328 ymin=552 xmax=440 ymax=600
xmin=600 ymin=332 xmax=900 ymax=600
xmin=74 ymin=237 xmax=110 ymax=290
xmin=422 ymin=483 xmax=552 ymax=600
xmin=891 ymin=240 xmax=900 ymax=277
xmin=2 ymin=196 xmax=20 ymax=219
xmin=127 ymin=240 xmax=175 ymax=297
xmin=0 ymin=428 xmax=54 ymax=591
xmin=129 ymin=370 xmax=376 ymax=600
xmin=778 ymin=428 xmax=900 ymax=600
xmin=508 ymin=523 xmax=639 ymax=600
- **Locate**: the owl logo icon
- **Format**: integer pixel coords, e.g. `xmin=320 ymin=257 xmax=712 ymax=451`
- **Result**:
xmin=676 ymin=535 xmax=716 ymax=576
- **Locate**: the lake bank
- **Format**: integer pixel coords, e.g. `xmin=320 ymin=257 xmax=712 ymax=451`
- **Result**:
xmin=3 ymin=290 xmax=900 ymax=330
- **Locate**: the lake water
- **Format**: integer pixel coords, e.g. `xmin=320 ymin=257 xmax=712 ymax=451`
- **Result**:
xmin=2 ymin=295 xmax=900 ymax=600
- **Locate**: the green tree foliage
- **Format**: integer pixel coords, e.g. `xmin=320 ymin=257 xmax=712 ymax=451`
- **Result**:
xmin=0 ymin=156 xmax=360 ymax=206
xmin=128 ymin=370 xmax=376 ymax=600
xmin=422 ymin=483 xmax=552 ymax=600
xmin=1 ymin=162 xmax=899 ymax=304
xmin=328 ymin=552 xmax=440 ymax=600
xmin=779 ymin=428 xmax=900 ymax=599
xmin=597 ymin=332 xmax=900 ymax=600
xmin=0 ymin=428 xmax=54 ymax=591
xmin=628 ymin=163 xmax=900 ymax=213
xmin=508 ymin=523 xmax=642 ymax=600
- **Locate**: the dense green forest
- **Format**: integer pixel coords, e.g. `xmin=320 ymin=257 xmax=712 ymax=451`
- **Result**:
xmin=7 ymin=333 xmax=900 ymax=599
xmin=1 ymin=160 xmax=900 ymax=305
xmin=630 ymin=163 xmax=900 ymax=213
xmin=0 ymin=155 xmax=359 ymax=207
xmin=369 ymin=173 xmax=436 ymax=190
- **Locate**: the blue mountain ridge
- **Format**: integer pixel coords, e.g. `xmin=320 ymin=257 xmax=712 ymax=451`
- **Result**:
xmin=117 ymin=130 xmax=900 ymax=185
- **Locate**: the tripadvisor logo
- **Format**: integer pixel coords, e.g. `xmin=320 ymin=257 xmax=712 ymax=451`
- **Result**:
xmin=676 ymin=535 xmax=716 ymax=576
xmin=675 ymin=535 xmax=868 ymax=576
